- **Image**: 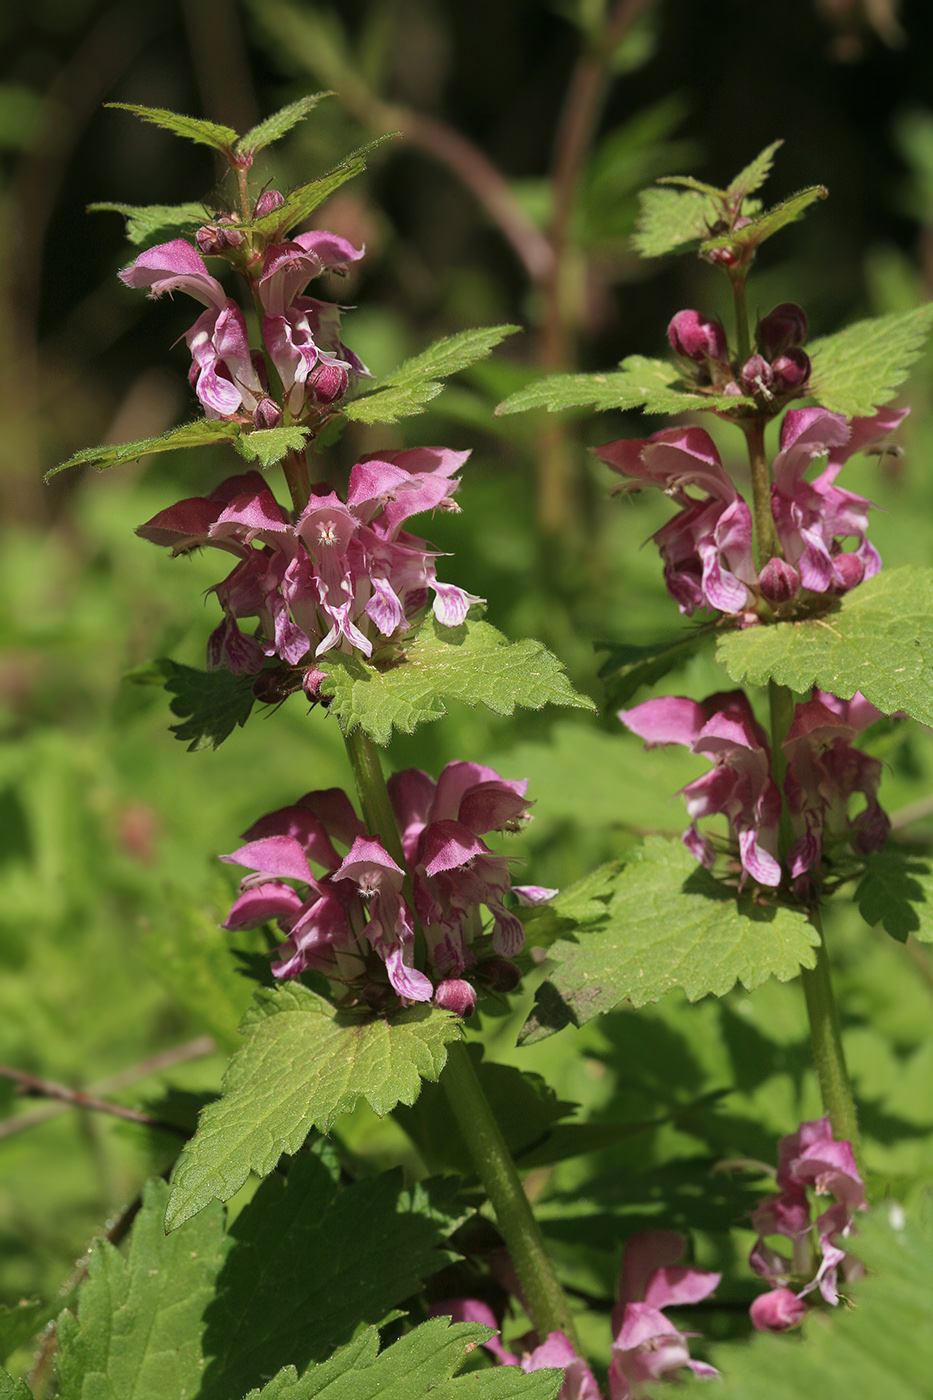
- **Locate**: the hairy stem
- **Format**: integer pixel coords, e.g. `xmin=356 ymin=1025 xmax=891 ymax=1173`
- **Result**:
xmin=281 ymin=446 xmax=312 ymax=515
xmin=743 ymin=415 xmax=779 ymax=569
xmin=731 ymin=270 xmax=751 ymax=365
xmin=441 ymin=1039 xmax=581 ymax=1349
xmin=769 ymin=682 xmax=863 ymax=1171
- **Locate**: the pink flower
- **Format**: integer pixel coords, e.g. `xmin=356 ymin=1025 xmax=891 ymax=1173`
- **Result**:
xmin=747 ymin=1118 xmax=866 ymax=1331
xmin=771 ymin=405 xmax=907 ymax=596
xmin=619 ymin=692 xmax=781 ymax=887
xmin=609 ymin=1232 xmax=720 ymax=1398
xmin=119 ymin=239 xmax=264 ymax=419
xmin=595 ymin=428 xmax=756 ymax=616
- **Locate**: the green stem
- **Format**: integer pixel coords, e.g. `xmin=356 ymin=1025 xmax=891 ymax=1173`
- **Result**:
xmin=743 ymin=416 xmax=779 ymax=570
xmin=281 ymin=447 xmax=312 ymax=515
xmin=441 ymin=1039 xmax=581 ymax=1350
xmin=731 ymin=271 xmax=751 ymax=365
xmin=800 ymin=910 xmax=864 ymax=1174
xmin=769 ymin=683 xmax=864 ymax=1173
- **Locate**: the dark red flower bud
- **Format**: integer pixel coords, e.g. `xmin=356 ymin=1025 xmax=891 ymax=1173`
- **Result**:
xmin=308 ymin=362 xmax=349 ymax=403
xmin=196 ymin=222 xmax=244 ymax=255
xmin=739 ymin=354 xmax=774 ymax=401
xmin=476 ymin=958 xmax=522 ymax=994
xmin=772 ymin=349 xmax=811 ymax=393
xmin=758 ymin=302 xmax=808 ymax=357
xmin=302 ymin=668 xmax=327 ymax=700
xmin=253 ymin=397 xmax=282 ymax=429
xmin=758 ymin=557 xmax=800 ymax=605
xmin=253 ymin=189 xmax=285 ymax=218
xmin=830 ymin=553 xmax=865 ymax=592
xmin=433 ymin=978 xmax=477 ymax=1017
xmin=667 ymin=309 xmax=728 ymax=362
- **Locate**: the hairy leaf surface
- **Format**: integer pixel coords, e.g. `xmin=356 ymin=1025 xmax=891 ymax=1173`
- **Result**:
xmin=807 ymin=304 xmax=933 ymax=415
xmin=345 ymin=325 xmax=520 ymax=424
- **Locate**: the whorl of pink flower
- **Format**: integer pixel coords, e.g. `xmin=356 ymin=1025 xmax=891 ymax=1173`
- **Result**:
xmin=220 ymin=762 xmax=547 ymax=1007
xmin=595 ymin=427 xmax=756 ymax=617
xmin=748 ymin=1118 xmax=866 ymax=1332
xmin=136 ymin=449 xmax=482 ymax=672
xmin=609 ymin=1231 xmax=720 ymax=1398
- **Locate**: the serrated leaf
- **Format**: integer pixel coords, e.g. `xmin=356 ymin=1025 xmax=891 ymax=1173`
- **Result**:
xmin=856 ymin=845 xmax=933 ymax=943
xmin=344 ymin=325 xmax=520 ymax=425
xmin=245 ymin=1321 xmax=563 ymax=1400
xmin=107 ymin=102 xmax=240 ymax=153
xmin=236 ymin=93 xmax=332 ymax=157
xmin=319 ymin=616 xmax=592 ymax=745
xmin=45 ymin=419 xmax=240 ymax=480
xmin=807 ymin=303 xmax=933 ymax=415
xmin=88 ymin=200 xmax=208 ymax=246
xmin=0 ymin=1299 xmax=50 ymax=1365
xmin=197 ymin=1157 xmax=462 ymax=1397
xmin=0 ymin=1371 xmax=33 ymax=1400
xmin=233 ymin=424 xmax=311 ymax=468
xmin=494 ymin=355 xmax=735 ymax=417
xmin=243 ymin=138 xmax=390 ymax=239
xmin=726 ymin=139 xmax=783 ymax=200
xmin=633 ymin=185 xmax=719 ymax=257
xmin=700 ymin=186 xmax=827 ymax=257
xmin=56 ymin=1179 xmax=228 ymax=1400
xmin=132 ymin=659 xmax=256 ymax=751
xmin=688 ymin=1205 xmax=933 ymax=1399
xmin=520 ymin=837 xmax=818 ymax=1043
xmin=165 ymin=983 xmax=460 ymax=1229
xmin=596 ymin=625 xmax=716 ymax=706
xmin=716 ymin=567 xmax=933 ymax=727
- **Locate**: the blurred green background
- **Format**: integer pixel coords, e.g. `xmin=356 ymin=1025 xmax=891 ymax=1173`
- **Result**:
xmin=3 ymin=0 xmax=933 ymax=1371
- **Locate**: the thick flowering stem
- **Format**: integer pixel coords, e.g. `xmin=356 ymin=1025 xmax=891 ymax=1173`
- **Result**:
xmin=800 ymin=911 xmax=865 ymax=1181
xmin=743 ymin=416 xmax=780 ymax=569
xmin=281 ymin=447 xmax=312 ymax=515
xmin=731 ymin=270 xmax=751 ymax=366
xmin=440 ymin=1038 xmax=582 ymax=1350
xmin=769 ymin=682 xmax=864 ymax=1177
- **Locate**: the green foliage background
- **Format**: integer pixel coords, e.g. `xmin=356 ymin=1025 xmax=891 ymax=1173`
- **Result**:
xmin=3 ymin=1 xmax=933 ymax=1395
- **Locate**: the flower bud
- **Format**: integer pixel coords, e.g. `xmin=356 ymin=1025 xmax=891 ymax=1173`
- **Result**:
xmin=433 ymin=978 xmax=477 ymax=1017
xmin=739 ymin=354 xmax=774 ymax=402
xmin=750 ymin=1289 xmax=808 ymax=1333
xmin=253 ymin=189 xmax=285 ymax=218
xmin=308 ymin=361 xmax=349 ymax=404
xmin=253 ymin=396 xmax=282 ymax=429
xmin=772 ymin=348 xmax=811 ymax=393
xmin=302 ymin=668 xmax=327 ymax=701
xmin=758 ymin=556 xmax=800 ymax=605
xmin=667 ymin=309 xmax=728 ymax=362
xmin=475 ymin=958 xmax=522 ymax=994
xmin=196 ymin=221 xmax=244 ymax=255
xmin=758 ymin=302 xmax=808 ymax=357
xmin=830 ymin=552 xmax=865 ymax=592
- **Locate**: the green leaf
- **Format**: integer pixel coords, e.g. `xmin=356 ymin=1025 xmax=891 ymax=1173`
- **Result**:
xmin=88 ymin=200 xmax=208 ymax=246
xmin=0 ymin=1298 xmax=56 ymax=1365
xmin=726 ymin=139 xmax=783 ymax=200
xmin=106 ymin=102 xmax=240 ymax=154
xmin=345 ymin=325 xmax=520 ymax=424
xmin=44 ymin=419 xmax=240 ymax=480
xmin=319 ymin=616 xmax=593 ymax=745
xmin=236 ymin=93 xmax=332 ymax=157
xmin=0 ymin=1371 xmax=33 ymax=1400
xmin=520 ymin=837 xmax=818 ymax=1043
xmin=57 ymin=1179 xmax=229 ymax=1400
xmin=716 ymin=567 xmax=933 ymax=727
xmin=197 ymin=1156 xmax=462 ymax=1398
xmin=233 ymin=424 xmax=311 ymax=468
xmin=130 ymin=659 xmax=256 ymax=751
xmin=807 ymin=304 xmax=933 ymax=416
xmin=244 ymin=138 xmax=391 ymax=239
xmin=165 ymin=983 xmax=461 ymax=1229
xmin=596 ymin=625 xmax=716 ymax=706
xmin=245 ymin=1320 xmax=563 ymax=1400
xmin=494 ymin=355 xmax=735 ymax=418
xmin=700 ymin=185 xmax=827 ymax=257
xmin=632 ymin=185 xmax=719 ymax=258
xmin=856 ymin=845 xmax=933 ymax=944
xmin=690 ymin=1203 xmax=933 ymax=1400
